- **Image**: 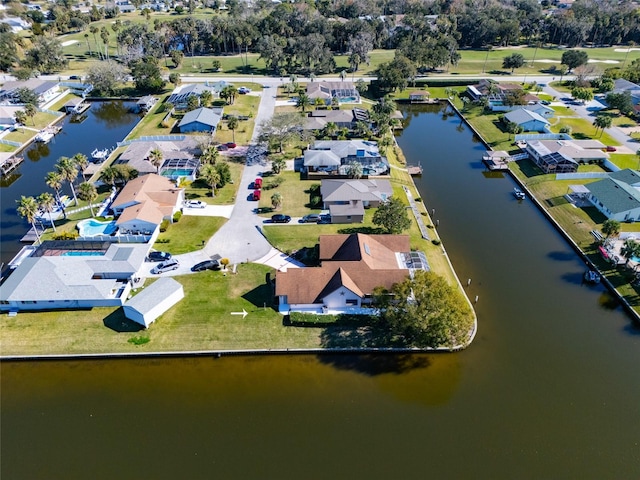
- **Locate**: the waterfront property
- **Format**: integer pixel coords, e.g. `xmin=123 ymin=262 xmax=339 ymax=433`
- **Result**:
xmin=0 ymin=241 xmax=148 ymax=312
xmin=114 ymin=138 xmax=200 ymax=176
xmin=275 ymin=233 xmax=428 ymax=314
xmin=586 ymin=169 xmax=640 ymax=222
xmin=522 ymin=138 xmax=609 ymax=173
xmin=306 ymin=81 xmax=361 ymax=104
xmin=178 ymin=107 xmax=223 ymax=133
xmin=123 ymin=277 xmax=184 ymax=328
xmin=504 ymin=108 xmax=550 ymax=132
xmin=77 ymin=218 xmax=118 ymax=237
xmin=320 ymin=179 xmax=393 ymax=224
xmin=167 ymin=82 xmax=229 ymax=110
xmin=136 ymin=95 xmax=158 ymax=113
xmin=0 ymin=79 xmax=60 ymax=105
xmin=302 ymin=108 xmax=370 ymax=132
xmin=111 ymin=174 xmax=184 ymax=235
xmin=303 ymin=140 xmax=389 ymax=176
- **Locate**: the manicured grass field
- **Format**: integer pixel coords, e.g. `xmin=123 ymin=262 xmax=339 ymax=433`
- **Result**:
xmin=154 ymin=215 xmax=227 ymax=254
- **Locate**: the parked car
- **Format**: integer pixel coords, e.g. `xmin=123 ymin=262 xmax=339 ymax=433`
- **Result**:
xmin=238 ymin=87 xmax=251 ymax=94
xmin=69 ymin=75 xmax=81 ymax=80
xmin=318 ymin=214 xmax=332 ymax=224
xmin=271 ymin=214 xmax=291 ymax=223
xmin=540 ymin=100 xmax=551 ymax=105
xmin=226 ymin=142 xmax=237 ymax=149
xmin=184 ymin=200 xmax=206 ymax=208
xmin=147 ymin=251 xmax=172 ymax=262
xmin=217 ymin=144 xmax=228 ymax=151
xmin=191 ymin=259 xmax=221 ymax=272
xmin=254 ymin=178 xmax=263 ymax=189
xmin=252 ymin=189 xmax=261 ymax=201
xmin=605 ymin=146 xmax=617 ymax=152
xmin=151 ymin=258 xmax=180 ymax=274
xmin=300 ymin=214 xmax=321 ymax=223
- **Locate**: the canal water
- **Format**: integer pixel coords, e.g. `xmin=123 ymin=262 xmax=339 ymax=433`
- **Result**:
xmin=2 ymin=104 xmax=639 ymax=479
xmin=0 ymin=101 xmax=140 ymax=266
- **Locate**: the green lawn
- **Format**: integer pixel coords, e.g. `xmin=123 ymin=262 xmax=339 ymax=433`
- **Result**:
xmin=185 ymin=158 xmax=244 ymax=204
xmin=154 ymin=215 xmax=227 ymax=254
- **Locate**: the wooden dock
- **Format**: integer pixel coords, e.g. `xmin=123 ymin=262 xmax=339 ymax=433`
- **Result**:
xmin=407 ymin=164 xmax=423 ymax=175
xmin=0 ymin=156 xmax=23 ymax=177
xmin=20 ymin=225 xmax=45 ymax=243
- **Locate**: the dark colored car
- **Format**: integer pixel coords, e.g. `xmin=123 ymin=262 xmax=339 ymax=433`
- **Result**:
xmin=191 ymin=259 xmax=221 ymax=272
xmin=147 ymin=251 xmax=172 ymax=262
xmin=271 ymin=214 xmax=291 ymax=223
xmin=226 ymin=142 xmax=237 ymax=149
xmin=605 ymin=146 xmax=617 ymax=152
xmin=217 ymin=144 xmax=228 ymax=151
xmin=300 ymin=214 xmax=321 ymax=223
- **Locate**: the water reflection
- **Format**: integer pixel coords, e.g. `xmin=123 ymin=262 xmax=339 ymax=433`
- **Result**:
xmin=92 ymin=101 xmax=141 ymax=129
xmin=26 ymin=143 xmax=50 ymax=162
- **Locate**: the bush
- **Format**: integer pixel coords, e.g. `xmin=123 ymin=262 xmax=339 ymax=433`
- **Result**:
xmin=431 ymin=239 xmax=441 ymax=245
xmin=160 ymin=219 xmax=170 ymax=232
xmin=53 ymin=231 xmax=78 ymax=240
xmin=288 ymin=312 xmax=375 ymax=327
xmin=173 ymin=211 xmax=182 ymax=222
xmin=127 ymin=335 xmax=150 ymax=345
xmin=264 ymin=178 xmax=284 ymax=190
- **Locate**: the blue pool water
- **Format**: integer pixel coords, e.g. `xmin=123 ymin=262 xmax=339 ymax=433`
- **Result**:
xmin=162 ymin=168 xmax=194 ymax=178
xmin=61 ymin=251 xmax=104 ymax=257
xmin=77 ymin=219 xmax=117 ymax=237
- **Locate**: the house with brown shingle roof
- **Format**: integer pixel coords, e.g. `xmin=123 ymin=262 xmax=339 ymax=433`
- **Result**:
xmin=112 ymin=174 xmax=184 ymax=235
xmin=275 ymin=233 xmax=429 ymax=314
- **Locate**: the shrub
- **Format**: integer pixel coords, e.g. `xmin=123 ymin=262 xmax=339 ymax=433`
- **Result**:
xmin=173 ymin=211 xmax=182 ymax=222
xmin=53 ymin=231 xmax=78 ymax=240
xmin=310 ymin=195 xmax=322 ymax=208
xmin=220 ymin=258 xmax=230 ymax=268
xmin=159 ymin=219 xmax=170 ymax=232
xmin=288 ymin=312 xmax=375 ymax=327
xmin=432 ymin=239 xmax=441 ymax=245
xmin=127 ymin=335 xmax=150 ymax=345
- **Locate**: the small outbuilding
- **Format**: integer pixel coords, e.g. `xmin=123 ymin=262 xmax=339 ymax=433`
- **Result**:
xmin=123 ymin=277 xmax=184 ymax=328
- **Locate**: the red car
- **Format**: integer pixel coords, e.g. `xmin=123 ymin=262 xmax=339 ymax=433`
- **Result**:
xmin=605 ymin=146 xmax=617 ymax=152
xmin=226 ymin=142 xmax=237 ymax=149
xmin=254 ymin=178 xmax=263 ymax=188
xmin=252 ymin=189 xmax=261 ymax=201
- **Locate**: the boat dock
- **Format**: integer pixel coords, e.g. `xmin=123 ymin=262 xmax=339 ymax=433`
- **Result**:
xmin=482 ymin=150 xmax=529 ymax=170
xmin=407 ymin=164 xmax=423 ymax=175
xmin=20 ymin=225 xmax=45 ymax=243
xmin=0 ymin=156 xmax=23 ymax=177
xmin=64 ymin=98 xmax=91 ymax=115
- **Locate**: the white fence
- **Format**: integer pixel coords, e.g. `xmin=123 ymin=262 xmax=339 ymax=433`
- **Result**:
xmin=117 ymin=135 xmax=186 ymax=147
xmin=515 ymin=133 xmax=572 ymax=141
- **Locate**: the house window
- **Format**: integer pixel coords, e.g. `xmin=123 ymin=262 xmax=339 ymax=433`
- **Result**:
xmin=346 ymin=299 xmax=358 ymax=306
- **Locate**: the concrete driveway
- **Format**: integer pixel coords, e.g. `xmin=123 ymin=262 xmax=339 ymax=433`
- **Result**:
xmin=181 ymin=204 xmax=235 ymax=218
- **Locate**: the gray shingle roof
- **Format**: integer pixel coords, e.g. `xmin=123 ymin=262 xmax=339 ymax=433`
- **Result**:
xmin=178 ymin=107 xmax=223 ymax=129
xmin=587 ymin=177 xmax=640 ymax=214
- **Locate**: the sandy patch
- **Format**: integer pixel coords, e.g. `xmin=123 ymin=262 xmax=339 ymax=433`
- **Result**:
xmin=61 ymin=40 xmax=78 ymax=47
xmin=588 ymin=59 xmax=620 ymax=64
xmin=614 ymin=48 xmax=640 ymax=53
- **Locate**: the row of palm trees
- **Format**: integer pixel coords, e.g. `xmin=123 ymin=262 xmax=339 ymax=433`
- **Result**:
xmin=16 ymin=153 xmax=100 ymax=244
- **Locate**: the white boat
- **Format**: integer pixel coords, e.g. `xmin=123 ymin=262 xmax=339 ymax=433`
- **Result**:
xmin=513 ymin=187 xmax=526 ymax=200
xmin=91 ymin=148 xmax=110 ymax=162
xmin=34 ymin=130 xmax=54 ymax=143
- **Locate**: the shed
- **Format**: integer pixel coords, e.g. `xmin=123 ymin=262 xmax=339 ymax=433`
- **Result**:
xmin=123 ymin=277 xmax=184 ymax=327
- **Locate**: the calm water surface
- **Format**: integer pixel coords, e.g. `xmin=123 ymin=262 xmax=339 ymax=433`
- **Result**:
xmin=2 ymin=104 xmax=639 ymax=479
xmin=0 ymin=101 xmax=140 ymax=266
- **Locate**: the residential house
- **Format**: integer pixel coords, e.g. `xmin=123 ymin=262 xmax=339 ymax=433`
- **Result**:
xmin=303 ymin=140 xmax=389 ymax=176
xmin=0 ymin=16 xmax=31 ymax=33
xmin=136 ymin=95 xmax=158 ymax=113
xmin=123 ymin=277 xmax=184 ymax=328
xmin=524 ymin=103 xmax=555 ymax=118
xmin=303 ymin=108 xmax=370 ymax=131
xmin=0 ymin=105 xmax=22 ymax=127
xmin=586 ymin=169 xmax=640 ymax=222
xmin=306 ymin=81 xmax=360 ymax=104
xmin=320 ymin=179 xmax=393 ymax=223
xmin=275 ymin=233 xmax=429 ymax=314
xmin=178 ymin=107 xmax=223 ymax=133
xmin=114 ymin=138 xmax=200 ymax=176
xmin=524 ymin=139 xmax=609 ymax=173
xmin=504 ymin=108 xmax=550 ymax=132
xmin=111 ymin=174 xmax=184 ymax=234
xmin=612 ymin=78 xmax=640 ymax=114
xmin=0 ymin=241 xmax=148 ymax=312
xmin=167 ymin=83 xmax=227 ymax=110
xmin=0 ymin=79 xmax=60 ymax=105
xmin=409 ymin=91 xmax=431 ymax=102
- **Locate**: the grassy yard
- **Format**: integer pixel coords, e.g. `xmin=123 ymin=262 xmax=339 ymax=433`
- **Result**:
xmin=0 ymin=264 xmax=329 ymax=356
xmin=184 ymin=158 xmax=244 ymax=205
xmin=154 ymin=215 xmax=227 ymax=254
xmin=4 ymin=112 xmax=62 ymax=144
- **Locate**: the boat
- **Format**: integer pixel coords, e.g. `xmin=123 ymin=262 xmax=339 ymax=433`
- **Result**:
xmin=513 ymin=187 xmax=526 ymax=200
xmin=584 ymin=270 xmax=601 ymax=284
xmin=34 ymin=130 xmax=54 ymax=143
xmin=91 ymin=148 xmax=110 ymax=162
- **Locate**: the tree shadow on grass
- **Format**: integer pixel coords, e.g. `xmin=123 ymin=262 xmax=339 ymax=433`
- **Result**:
xmin=103 ymin=307 xmax=144 ymax=333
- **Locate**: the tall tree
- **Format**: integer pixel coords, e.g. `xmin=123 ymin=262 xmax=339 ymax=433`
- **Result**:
xmin=86 ymin=61 xmax=127 ymax=96
xmin=561 ymin=50 xmax=589 ymax=71
xmin=45 ymin=171 xmax=66 ymax=219
xmin=227 ymin=116 xmax=238 ymax=143
xmin=23 ymin=36 xmax=68 ymax=73
xmin=55 ymin=156 xmax=79 ymax=206
xmin=593 ymin=115 xmax=612 ymax=136
xmin=148 ymin=148 xmax=164 ymax=172
xmin=271 ymin=191 xmax=283 ymax=210
xmin=601 ymin=219 xmax=620 ymax=238
xmin=37 ymin=192 xmax=57 ymax=231
xmin=372 ymin=197 xmax=411 ymax=234
xmin=77 ymin=182 xmax=98 ymax=217
xmin=24 ymin=103 xmax=37 ymax=126
xmin=199 ymin=163 xmax=220 ymax=196
xmin=296 ymin=93 xmax=311 ymax=113
xmin=16 ymin=196 xmax=41 ymax=244
xmin=502 ymin=53 xmax=525 ymax=73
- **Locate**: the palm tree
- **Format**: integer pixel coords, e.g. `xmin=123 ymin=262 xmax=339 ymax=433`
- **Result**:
xmin=55 ymin=156 xmax=79 ymax=206
xmin=227 ymin=116 xmax=238 ymax=143
xmin=148 ymin=148 xmax=164 ymax=173
xmin=296 ymin=93 xmax=311 ymax=113
xmin=314 ymin=97 xmax=325 ymax=110
xmin=16 ymin=196 xmax=41 ymax=244
xmin=323 ymin=121 xmax=338 ymax=138
xmin=199 ymin=145 xmax=219 ymax=165
xmin=99 ymin=166 xmax=118 ymax=188
xmin=37 ymin=192 xmax=57 ymax=231
xmin=45 ymin=171 xmax=66 ymax=219
xmin=14 ymin=110 xmax=27 ymax=128
xmin=622 ymin=239 xmax=640 ymax=267
xmin=271 ymin=158 xmax=286 ymax=174
xmin=347 ymin=161 xmax=363 ymax=179
xmin=601 ymin=219 xmax=620 ymax=239
xmin=271 ymin=191 xmax=283 ymax=210
xmin=200 ymin=90 xmax=213 ymax=107
xmin=78 ymin=182 xmax=98 ymax=217
xmin=199 ymin=163 xmax=220 ymax=197
xmin=73 ymin=153 xmax=88 ymax=178
xmin=593 ymin=115 xmax=612 ymax=137
xmin=339 ymin=70 xmax=347 ymax=81
xmin=24 ymin=103 xmax=37 ymax=125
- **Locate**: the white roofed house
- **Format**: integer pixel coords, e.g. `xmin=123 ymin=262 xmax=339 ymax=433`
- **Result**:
xmin=0 ymin=242 xmax=148 ymax=312
xmin=167 ymin=82 xmax=228 ymax=110
xmin=123 ymin=277 xmax=184 ymax=328
xmin=114 ymin=138 xmax=200 ymax=177
xmin=0 ymin=79 xmax=60 ymax=106
xmin=306 ymin=81 xmax=361 ymax=105
xmin=303 ymin=140 xmax=389 ymax=176
xmin=524 ymin=139 xmax=608 ymax=174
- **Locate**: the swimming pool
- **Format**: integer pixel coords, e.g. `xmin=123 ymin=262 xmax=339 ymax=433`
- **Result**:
xmin=162 ymin=168 xmax=195 ymax=178
xmin=77 ymin=219 xmax=117 ymax=237
xmin=62 ymin=251 xmax=105 ymax=257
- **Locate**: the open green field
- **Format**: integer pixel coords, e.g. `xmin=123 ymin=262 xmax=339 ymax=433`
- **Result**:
xmin=154 ymin=215 xmax=227 ymax=254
